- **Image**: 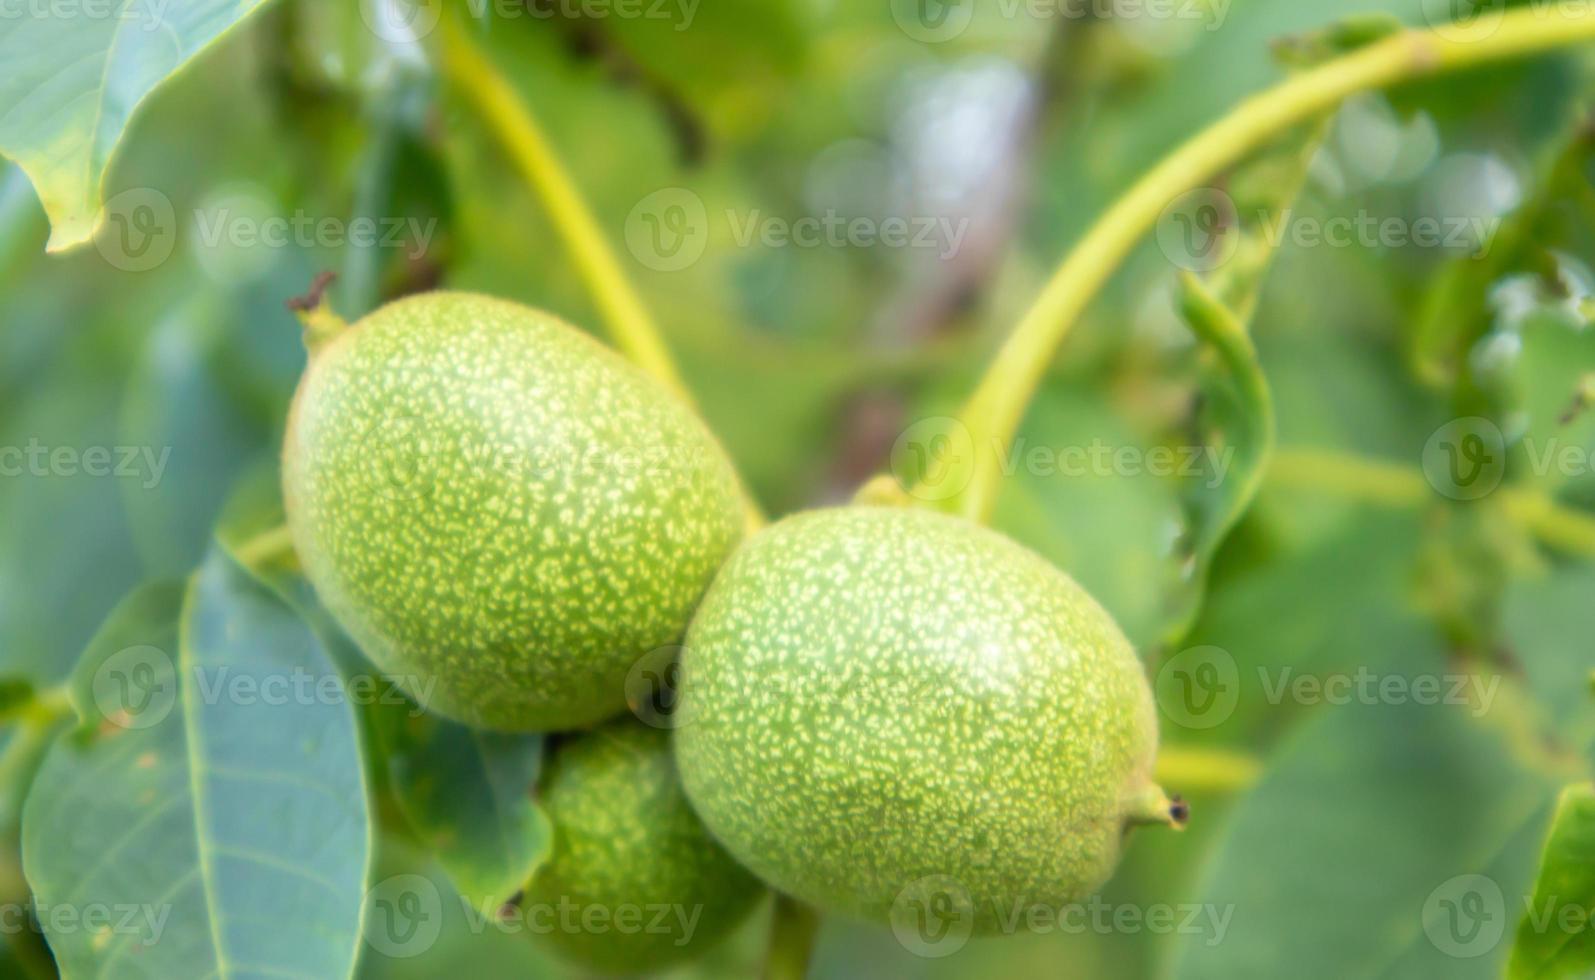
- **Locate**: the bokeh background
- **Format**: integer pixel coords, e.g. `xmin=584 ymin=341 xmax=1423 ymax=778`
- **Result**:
xmin=4 ymin=0 xmax=1595 ymax=977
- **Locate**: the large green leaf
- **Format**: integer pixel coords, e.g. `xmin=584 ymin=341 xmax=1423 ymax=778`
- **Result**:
xmin=1509 ymin=783 xmax=1595 ymax=980
xmin=0 ymin=0 xmax=273 ymax=250
xmin=369 ymin=695 xmax=552 ymax=913
xmin=1171 ymin=698 xmax=1560 ymax=980
xmin=21 ymin=550 xmax=371 ymax=978
xmin=211 ymin=470 xmax=553 ymax=915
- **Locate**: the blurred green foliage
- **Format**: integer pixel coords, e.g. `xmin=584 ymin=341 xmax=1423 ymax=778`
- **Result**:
xmin=3 ymin=0 xmax=1595 ymax=977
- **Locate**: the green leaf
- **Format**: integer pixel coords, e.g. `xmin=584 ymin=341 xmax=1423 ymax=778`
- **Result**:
xmin=1154 ymin=114 xmax=1322 ymax=643
xmin=370 ymin=700 xmax=552 ymax=912
xmin=1164 ymin=273 xmax=1276 ymax=643
xmin=1408 ymin=117 xmax=1595 ymax=388
xmin=21 ymin=550 xmax=371 ymax=979
xmin=0 ymin=0 xmax=273 ymax=251
xmin=211 ymin=465 xmax=552 ymax=917
xmin=0 ymin=678 xmax=36 ymax=727
xmin=1171 ymin=698 xmax=1559 ymax=979
xmin=1271 ymin=13 xmax=1404 ymax=68
xmin=1508 ymin=783 xmax=1595 ymax=980
xmin=989 ymin=385 xmax=1186 ymax=651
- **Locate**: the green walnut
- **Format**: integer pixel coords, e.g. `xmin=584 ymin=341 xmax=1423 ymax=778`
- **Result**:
xmin=283 ymin=291 xmax=745 ymax=731
xmin=675 ymin=505 xmax=1182 ymax=931
xmin=524 ymin=719 xmax=763 ymax=972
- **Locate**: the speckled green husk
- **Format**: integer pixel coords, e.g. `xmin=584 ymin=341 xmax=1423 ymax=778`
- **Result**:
xmin=525 ymin=720 xmax=763 ymax=972
xmin=283 ymin=292 xmax=745 ymax=731
xmin=675 ymin=506 xmax=1169 ymax=931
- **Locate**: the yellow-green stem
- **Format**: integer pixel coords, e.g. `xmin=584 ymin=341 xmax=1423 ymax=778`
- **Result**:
xmin=0 ymin=684 xmax=72 ymax=818
xmin=940 ymin=8 xmax=1595 ymax=521
xmin=231 ymin=524 xmax=300 ymax=574
xmin=436 ymin=14 xmax=765 ymax=531
xmin=764 ymin=894 xmax=820 ymax=980
xmin=1154 ymin=745 xmax=1263 ymax=796
xmin=1267 ymin=447 xmax=1595 ymax=556
xmin=436 ymin=14 xmax=689 ymax=403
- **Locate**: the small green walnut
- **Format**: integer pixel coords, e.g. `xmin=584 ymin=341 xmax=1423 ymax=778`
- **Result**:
xmin=283 ymin=291 xmax=745 ymax=731
xmin=674 ymin=505 xmax=1181 ymax=932
xmin=524 ymin=719 xmax=763 ymax=972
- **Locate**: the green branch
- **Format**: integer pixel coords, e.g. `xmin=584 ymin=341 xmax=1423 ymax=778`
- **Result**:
xmin=0 ymin=684 xmax=71 ymax=825
xmin=230 ymin=524 xmax=299 ymax=574
xmin=1267 ymin=447 xmax=1595 ymax=556
xmin=937 ymin=7 xmax=1595 ymax=521
xmin=436 ymin=15 xmax=766 ymax=530
xmin=764 ymin=894 xmax=820 ymax=980
xmin=435 ymin=15 xmax=692 ymax=405
xmin=1154 ymin=746 xmax=1262 ymax=795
